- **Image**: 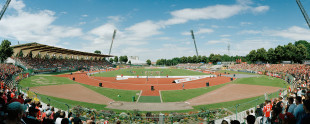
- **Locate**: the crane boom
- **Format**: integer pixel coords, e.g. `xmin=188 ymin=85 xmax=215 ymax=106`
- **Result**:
xmin=190 ymin=30 xmax=199 ymax=57
xmin=0 ymin=0 xmax=11 ymax=21
xmin=108 ymin=29 xmax=117 ymax=55
xmin=296 ymin=0 xmax=310 ymax=29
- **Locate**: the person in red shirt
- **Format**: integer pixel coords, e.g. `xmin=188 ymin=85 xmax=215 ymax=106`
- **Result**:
xmin=263 ymin=100 xmax=272 ymax=124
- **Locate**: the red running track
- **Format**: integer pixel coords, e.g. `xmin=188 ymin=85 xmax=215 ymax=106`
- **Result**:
xmin=56 ymin=72 xmax=232 ymax=96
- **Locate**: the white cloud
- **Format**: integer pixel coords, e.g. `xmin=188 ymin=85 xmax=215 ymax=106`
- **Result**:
xmin=220 ymin=35 xmax=231 ymax=37
xmin=252 ymin=6 xmax=269 ymax=13
xmin=78 ymin=22 xmax=86 ymax=25
xmin=240 ymin=22 xmax=252 ymax=26
xmin=238 ymin=30 xmax=262 ymax=34
xmin=9 ymin=0 xmax=25 ymax=12
xmin=107 ymin=16 xmax=123 ymax=22
xmin=268 ymin=26 xmax=310 ymax=40
xmin=0 ymin=3 xmax=83 ymax=45
xmin=206 ymin=38 xmax=230 ymax=44
xmin=81 ymin=14 xmax=88 ymax=17
xmin=182 ymin=28 xmax=214 ymax=35
xmin=161 ymin=1 xmax=269 ymax=26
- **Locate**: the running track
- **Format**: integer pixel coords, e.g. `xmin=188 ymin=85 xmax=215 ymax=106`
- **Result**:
xmin=56 ymin=72 xmax=232 ymax=96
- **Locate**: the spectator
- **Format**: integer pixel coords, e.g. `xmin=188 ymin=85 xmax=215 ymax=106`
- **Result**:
xmin=55 ymin=111 xmax=66 ymax=124
xmin=61 ymin=118 xmax=69 ymax=124
xmin=42 ymin=110 xmax=54 ymax=124
xmin=246 ymin=115 xmax=255 ymax=124
xmin=2 ymin=102 xmax=27 ymax=124
xmin=221 ymin=120 xmax=228 ymax=124
xmin=263 ymin=100 xmax=272 ymax=124
xmin=294 ymin=96 xmax=306 ymax=124
xmin=23 ymin=106 xmax=41 ymax=124
xmin=301 ymin=99 xmax=310 ymax=124
xmin=255 ymin=105 xmax=263 ymax=117
xmin=279 ymin=112 xmax=296 ymax=124
xmin=288 ymin=97 xmax=297 ymax=114
xmin=73 ymin=113 xmax=82 ymax=124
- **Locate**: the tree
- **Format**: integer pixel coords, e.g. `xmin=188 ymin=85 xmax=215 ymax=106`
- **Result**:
xmin=146 ymin=59 xmax=151 ymax=65
xmin=114 ymin=56 xmax=118 ymax=63
xmin=209 ymin=54 xmax=221 ymax=63
xmin=187 ymin=56 xmax=193 ymax=63
xmin=201 ymin=56 xmax=208 ymax=63
xmin=274 ymin=45 xmax=285 ymax=63
xmin=295 ymin=44 xmax=307 ymax=63
xmin=109 ymin=58 xmax=114 ymax=63
xmin=192 ymin=55 xmax=198 ymax=63
xmin=294 ymin=40 xmax=310 ymax=59
xmin=221 ymin=54 xmax=230 ymax=62
xmin=128 ymin=60 xmax=131 ymax=65
xmin=256 ymin=48 xmax=267 ymax=62
xmin=267 ymin=48 xmax=275 ymax=63
xmin=94 ymin=50 xmax=101 ymax=54
xmin=247 ymin=50 xmax=257 ymax=63
xmin=123 ymin=56 xmax=128 ymax=64
xmin=0 ymin=40 xmax=14 ymax=63
xmin=119 ymin=56 xmax=124 ymax=64
xmin=180 ymin=56 xmax=187 ymax=63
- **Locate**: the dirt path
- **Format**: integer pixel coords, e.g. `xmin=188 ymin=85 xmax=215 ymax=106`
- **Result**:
xmin=106 ymin=102 xmax=193 ymax=111
xmin=186 ymin=84 xmax=281 ymax=106
xmin=30 ymin=84 xmax=114 ymax=105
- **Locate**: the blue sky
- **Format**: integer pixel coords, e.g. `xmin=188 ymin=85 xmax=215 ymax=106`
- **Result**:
xmin=0 ymin=0 xmax=310 ymax=61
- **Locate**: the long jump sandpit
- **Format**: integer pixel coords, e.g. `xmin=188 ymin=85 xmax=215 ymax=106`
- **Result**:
xmin=186 ymin=84 xmax=281 ymax=106
xmin=29 ymin=84 xmax=114 ymax=105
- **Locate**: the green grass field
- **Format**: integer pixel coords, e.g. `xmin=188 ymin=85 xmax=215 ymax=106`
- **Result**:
xmin=80 ymin=84 xmax=140 ymax=102
xmin=94 ymin=68 xmax=207 ymax=77
xmin=19 ymin=75 xmax=76 ymax=88
xmin=37 ymin=93 xmax=106 ymax=110
xmin=138 ymin=96 xmax=161 ymax=103
xmin=161 ymin=83 xmax=230 ymax=102
xmin=19 ymin=75 xmax=140 ymax=102
xmin=233 ymin=76 xmax=288 ymax=88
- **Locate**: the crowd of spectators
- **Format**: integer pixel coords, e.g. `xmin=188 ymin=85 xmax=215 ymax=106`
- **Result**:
xmin=176 ymin=63 xmax=211 ymax=69
xmin=15 ymin=57 xmax=111 ymax=73
xmin=230 ymin=64 xmax=310 ymax=86
xmin=0 ymin=64 xmax=22 ymax=82
xmin=225 ymin=64 xmax=310 ymax=124
xmin=0 ymin=86 xmax=99 ymax=124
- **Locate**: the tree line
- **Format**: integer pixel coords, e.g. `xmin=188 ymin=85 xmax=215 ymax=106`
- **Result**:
xmin=247 ymin=40 xmax=309 ymax=64
xmin=153 ymin=54 xmax=244 ymax=66
xmin=152 ymin=40 xmax=309 ymax=65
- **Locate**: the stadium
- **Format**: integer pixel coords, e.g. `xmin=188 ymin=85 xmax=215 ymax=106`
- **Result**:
xmin=1 ymin=0 xmax=310 ymax=124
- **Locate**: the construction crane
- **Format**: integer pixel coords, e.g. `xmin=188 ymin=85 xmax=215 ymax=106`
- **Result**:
xmin=296 ymin=0 xmax=310 ymax=29
xmin=190 ymin=30 xmax=199 ymax=57
xmin=0 ymin=0 xmax=11 ymax=21
xmin=108 ymin=29 xmax=117 ymax=55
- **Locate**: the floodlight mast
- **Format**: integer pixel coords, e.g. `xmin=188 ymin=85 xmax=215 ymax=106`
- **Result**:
xmin=191 ymin=30 xmax=199 ymax=57
xmin=296 ymin=0 xmax=310 ymax=29
xmin=108 ymin=29 xmax=117 ymax=55
xmin=0 ymin=0 xmax=11 ymax=21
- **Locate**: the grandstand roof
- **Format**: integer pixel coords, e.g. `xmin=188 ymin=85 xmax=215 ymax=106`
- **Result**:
xmin=11 ymin=42 xmax=113 ymax=57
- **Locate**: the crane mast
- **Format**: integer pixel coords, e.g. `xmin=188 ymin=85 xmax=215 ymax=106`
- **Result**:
xmin=296 ymin=0 xmax=310 ymax=29
xmin=0 ymin=0 xmax=11 ymax=21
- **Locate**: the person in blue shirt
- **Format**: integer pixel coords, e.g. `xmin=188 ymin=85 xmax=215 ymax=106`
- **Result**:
xmin=301 ymin=99 xmax=310 ymax=124
xmin=288 ymin=97 xmax=297 ymax=113
xmin=294 ymin=96 xmax=306 ymax=124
